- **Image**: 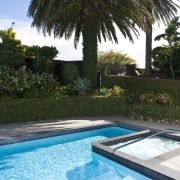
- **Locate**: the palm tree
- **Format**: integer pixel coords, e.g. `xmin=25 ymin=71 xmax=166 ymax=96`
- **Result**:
xmin=144 ymin=0 xmax=179 ymax=74
xmin=28 ymin=0 xmax=154 ymax=87
xmin=154 ymin=17 xmax=180 ymax=78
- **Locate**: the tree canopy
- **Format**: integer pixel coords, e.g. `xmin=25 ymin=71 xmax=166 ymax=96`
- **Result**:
xmin=152 ymin=17 xmax=180 ymax=78
xmin=0 ymin=28 xmax=25 ymax=67
xmin=28 ymin=0 xmax=157 ymax=87
xmin=98 ymin=50 xmax=135 ymax=75
xmin=0 ymin=28 xmax=58 ymax=73
xmin=25 ymin=45 xmax=58 ymax=73
xmin=144 ymin=0 xmax=179 ymax=74
xmin=28 ymin=0 xmax=179 ymax=86
xmin=28 ymin=0 xmax=154 ymax=46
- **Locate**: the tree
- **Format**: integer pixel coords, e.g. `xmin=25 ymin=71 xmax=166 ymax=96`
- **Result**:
xmin=98 ymin=50 xmax=135 ymax=75
xmin=152 ymin=46 xmax=172 ymax=75
xmin=0 ymin=28 xmax=25 ymax=67
xmin=25 ymin=45 xmax=58 ymax=73
xmin=28 ymin=0 xmax=155 ymax=87
xmin=144 ymin=0 xmax=179 ymax=74
xmin=152 ymin=17 xmax=180 ymax=78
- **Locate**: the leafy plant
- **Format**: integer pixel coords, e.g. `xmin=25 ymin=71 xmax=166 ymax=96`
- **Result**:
xmin=111 ymin=85 xmax=124 ymax=96
xmin=93 ymin=86 xmax=124 ymax=97
xmin=72 ymin=77 xmax=91 ymax=96
xmin=140 ymin=93 xmax=156 ymax=104
xmin=54 ymin=85 xmax=74 ymax=98
xmin=156 ymin=93 xmax=171 ymax=105
xmin=139 ymin=92 xmax=171 ymax=105
xmin=99 ymin=87 xmax=111 ymax=96
xmin=0 ymin=66 xmax=60 ymax=98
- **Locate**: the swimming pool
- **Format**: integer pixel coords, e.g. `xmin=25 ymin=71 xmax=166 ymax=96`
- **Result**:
xmin=92 ymin=129 xmax=180 ymax=179
xmin=112 ymin=136 xmax=180 ymax=160
xmin=0 ymin=126 xmax=151 ymax=180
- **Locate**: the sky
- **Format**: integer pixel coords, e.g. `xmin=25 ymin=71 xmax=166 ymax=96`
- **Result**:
xmin=0 ymin=0 xmax=179 ymax=68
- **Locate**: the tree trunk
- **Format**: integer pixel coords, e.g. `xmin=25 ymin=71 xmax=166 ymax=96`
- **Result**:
xmin=145 ymin=24 xmax=152 ymax=74
xmin=82 ymin=19 xmax=98 ymax=88
xmin=169 ymin=54 xmax=174 ymax=79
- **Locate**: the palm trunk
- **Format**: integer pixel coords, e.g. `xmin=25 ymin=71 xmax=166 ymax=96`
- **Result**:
xmin=145 ymin=24 xmax=152 ymax=74
xmin=82 ymin=18 xmax=98 ymax=88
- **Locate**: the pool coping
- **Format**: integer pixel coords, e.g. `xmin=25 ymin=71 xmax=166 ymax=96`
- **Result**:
xmin=0 ymin=123 xmax=113 ymax=146
xmin=92 ymin=129 xmax=180 ymax=180
xmin=0 ymin=120 xmax=146 ymax=146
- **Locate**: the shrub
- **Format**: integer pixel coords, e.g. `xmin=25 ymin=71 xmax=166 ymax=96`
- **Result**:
xmin=54 ymin=85 xmax=74 ymax=98
xmin=0 ymin=66 xmax=30 ymax=96
xmin=93 ymin=86 xmax=124 ymax=97
xmin=62 ymin=64 xmax=80 ymax=85
xmin=99 ymin=87 xmax=111 ymax=96
xmin=24 ymin=72 xmax=60 ymax=98
xmin=102 ymin=75 xmax=180 ymax=105
xmin=139 ymin=92 xmax=171 ymax=105
xmin=110 ymin=85 xmax=124 ymax=96
xmin=126 ymin=94 xmax=139 ymax=104
xmin=0 ymin=66 xmax=60 ymax=98
xmin=156 ymin=93 xmax=171 ymax=105
xmin=140 ymin=93 xmax=156 ymax=104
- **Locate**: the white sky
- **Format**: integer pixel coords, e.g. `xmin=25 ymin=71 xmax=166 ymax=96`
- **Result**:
xmin=0 ymin=0 xmax=179 ymax=68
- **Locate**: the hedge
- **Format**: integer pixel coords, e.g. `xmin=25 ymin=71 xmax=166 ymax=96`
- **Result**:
xmin=0 ymin=97 xmax=179 ymax=125
xmin=101 ymin=75 xmax=180 ymax=105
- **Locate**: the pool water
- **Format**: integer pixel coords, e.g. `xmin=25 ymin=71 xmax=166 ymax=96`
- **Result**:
xmin=0 ymin=127 xmax=151 ymax=180
xmin=112 ymin=136 xmax=180 ymax=160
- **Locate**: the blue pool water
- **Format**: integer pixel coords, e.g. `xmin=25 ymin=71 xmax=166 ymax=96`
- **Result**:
xmin=112 ymin=136 xmax=180 ymax=160
xmin=0 ymin=126 xmax=151 ymax=180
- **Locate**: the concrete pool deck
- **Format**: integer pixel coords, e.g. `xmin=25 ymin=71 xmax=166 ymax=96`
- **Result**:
xmin=0 ymin=116 xmax=180 ymax=179
xmin=0 ymin=116 xmax=180 ymax=139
